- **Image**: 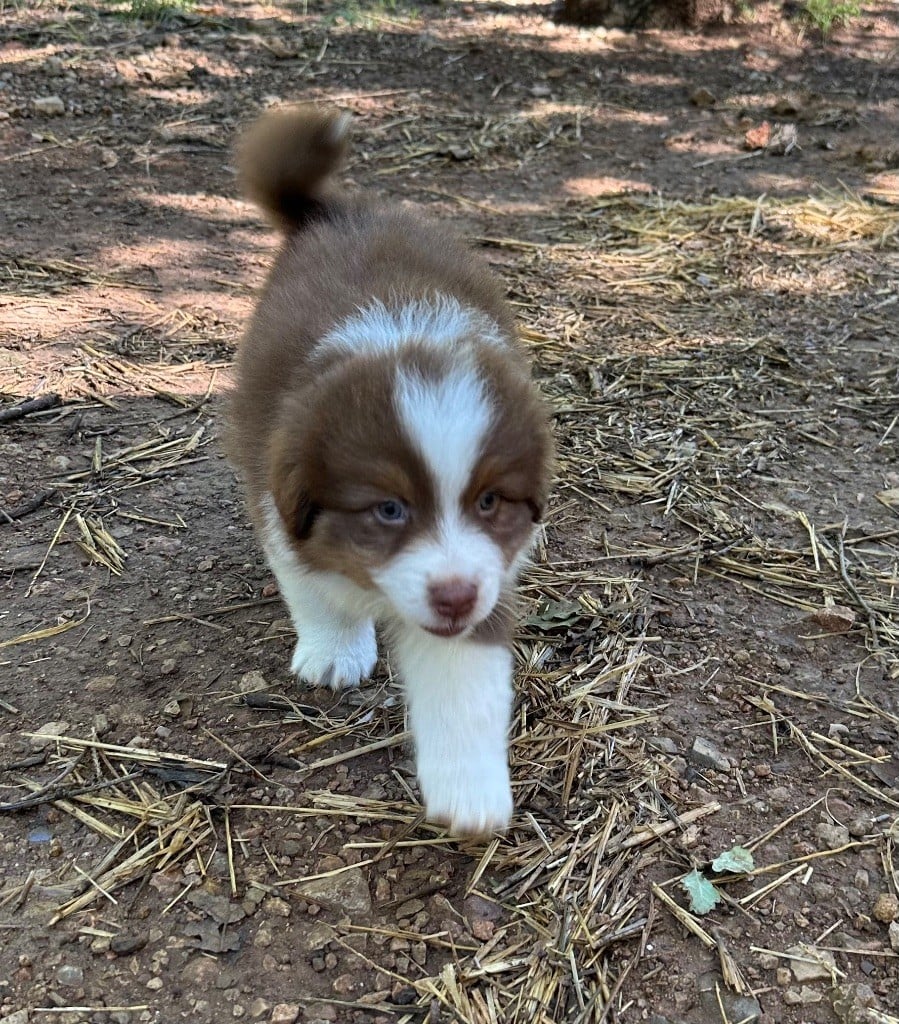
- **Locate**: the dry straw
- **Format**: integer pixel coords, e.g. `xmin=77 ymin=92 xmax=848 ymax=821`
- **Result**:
xmin=2 ymin=186 xmax=897 ymax=1019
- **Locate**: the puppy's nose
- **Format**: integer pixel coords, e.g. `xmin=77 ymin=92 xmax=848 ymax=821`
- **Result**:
xmin=428 ymin=578 xmax=478 ymax=621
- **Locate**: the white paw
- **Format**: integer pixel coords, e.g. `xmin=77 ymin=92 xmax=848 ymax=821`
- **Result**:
xmin=290 ymin=620 xmax=378 ymax=690
xmin=417 ymin=756 xmax=513 ymax=837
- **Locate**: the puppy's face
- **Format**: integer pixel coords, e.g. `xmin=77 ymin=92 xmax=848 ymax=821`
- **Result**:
xmin=270 ymin=345 xmax=551 ymax=637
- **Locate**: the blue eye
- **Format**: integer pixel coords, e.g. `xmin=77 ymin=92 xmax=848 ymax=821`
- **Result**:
xmin=374 ymin=499 xmax=409 ymax=525
xmin=477 ymin=491 xmax=499 ymax=515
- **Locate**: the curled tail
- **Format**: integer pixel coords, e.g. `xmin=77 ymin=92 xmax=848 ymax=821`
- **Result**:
xmin=236 ymin=105 xmax=351 ymax=232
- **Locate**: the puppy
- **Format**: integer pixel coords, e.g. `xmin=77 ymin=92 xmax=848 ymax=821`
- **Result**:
xmin=229 ymin=106 xmax=553 ymax=835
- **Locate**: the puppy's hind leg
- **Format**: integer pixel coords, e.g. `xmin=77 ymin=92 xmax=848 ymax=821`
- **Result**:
xmin=260 ymin=498 xmax=377 ymax=690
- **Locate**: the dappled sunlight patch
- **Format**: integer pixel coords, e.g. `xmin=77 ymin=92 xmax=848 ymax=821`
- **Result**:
xmin=564 ymin=174 xmax=654 ymax=198
xmin=138 ymin=189 xmax=259 ymax=227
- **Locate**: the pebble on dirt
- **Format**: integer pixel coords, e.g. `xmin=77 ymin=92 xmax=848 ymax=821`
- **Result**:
xmin=33 ymin=95 xmax=65 ymax=115
xmin=787 ymin=944 xmax=836 ymax=982
xmin=296 ymin=868 xmax=372 ymax=917
xmin=687 ymin=737 xmax=731 ymax=772
xmin=269 ymin=1005 xmax=300 ymax=1024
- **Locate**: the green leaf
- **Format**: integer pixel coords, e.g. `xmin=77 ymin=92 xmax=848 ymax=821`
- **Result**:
xmin=712 ymin=845 xmax=755 ymax=874
xmin=681 ymin=868 xmax=721 ymax=915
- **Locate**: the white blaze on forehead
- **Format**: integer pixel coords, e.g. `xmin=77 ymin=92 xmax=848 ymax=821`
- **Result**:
xmin=316 ymin=295 xmax=507 ymax=359
xmin=394 ymin=361 xmax=492 ymax=509
xmin=370 ymin=360 xmax=503 ymax=632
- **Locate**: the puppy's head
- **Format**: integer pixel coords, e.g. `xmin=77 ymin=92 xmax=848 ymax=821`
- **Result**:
xmin=270 ymin=345 xmax=552 ymax=637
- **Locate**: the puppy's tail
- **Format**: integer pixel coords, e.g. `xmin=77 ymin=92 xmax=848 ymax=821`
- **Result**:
xmin=236 ymin=105 xmax=351 ymax=232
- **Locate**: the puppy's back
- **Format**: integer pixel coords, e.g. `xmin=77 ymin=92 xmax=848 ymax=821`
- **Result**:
xmin=230 ymin=106 xmax=521 ymax=500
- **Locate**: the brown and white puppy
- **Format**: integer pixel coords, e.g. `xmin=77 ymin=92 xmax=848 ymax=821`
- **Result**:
xmin=229 ymin=106 xmax=553 ymax=835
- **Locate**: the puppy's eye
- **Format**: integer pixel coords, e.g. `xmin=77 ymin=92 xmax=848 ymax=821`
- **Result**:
xmin=373 ymin=499 xmax=409 ymax=525
xmin=477 ymin=490 xmax=499 ymax=516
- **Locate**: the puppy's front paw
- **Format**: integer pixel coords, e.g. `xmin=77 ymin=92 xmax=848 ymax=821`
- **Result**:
xmin=290 ymin=620 xmax=377 ymax=690
xmin=418 ymin=757 xmax=513 ymax=837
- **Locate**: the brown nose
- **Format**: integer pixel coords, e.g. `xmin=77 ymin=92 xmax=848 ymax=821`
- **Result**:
xmin=428 ymin=578 xmax=478 ymax=621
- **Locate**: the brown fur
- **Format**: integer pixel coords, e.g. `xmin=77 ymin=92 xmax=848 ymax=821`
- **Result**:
xmin=228 ymin=105 xmax=553 ymax=630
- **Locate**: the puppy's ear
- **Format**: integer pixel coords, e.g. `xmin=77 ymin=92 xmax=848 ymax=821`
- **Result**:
xmin=270 ymin=427 xmax=321 ymax=542
xmin=291 ymin=490 xmax=321 ymax=541
xmin=271 ymin=464 xmax=320 ymax=542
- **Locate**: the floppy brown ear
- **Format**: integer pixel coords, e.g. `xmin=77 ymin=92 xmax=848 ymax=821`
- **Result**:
xmin=270 ymin=433 xmax=321 ymax=542
xmin=285 ymin=486 xmax=320 ymax=541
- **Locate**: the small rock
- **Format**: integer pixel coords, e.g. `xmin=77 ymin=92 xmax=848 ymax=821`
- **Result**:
xmin=303 ymin=922 xmax=334 ymax=952
xmin=745 ymin=122 xmax=771 ymax=150
xmin=239 ymin=670 xmax=268 ymax=693
xmin=815 ymin=821 xmax=850 ymax=848
xmin=787 ymin=944 xmax=836 ymax=982
xmin=796 ymin=986 xmax=823 ymax=1004
xmin=269 ymin=1005 xmax=299 ymax=1024
xmin=872 ymin=892 xmax=898 ymax=923
xmin=390 ymin=984 xmax=417 ymax=1005
xmin=395 ymin=899 xmax=424 ymax=918
xmin=31 ymin=721 xmax=70 ymax=749
xmin=776 ymin=968 xmax=792 ymax=986
xmin=847 ymin=817 xmax=870 ymax=838
xmin=0 ymin=1013 xmax=30 ymax=1024
xmin=647 ymin=736 xmax=679 ymax=755
xmin=688 ymin=737 xmax=731 ymax=772
xmin=332 ymin=973 xmax=358 ymax=995
xmin=110 ymin=932 xmax=148 ymax=955
xmin=145 ymin=977 xmax=164 ymax=991
xmin=806 ymin=605 xmax=855 ymax=634
xmin=889 ymin=921 xmax=899 ymax=952
xmin=297 ymin=868 xmax=371 ymax=917
xmin=832 ymin=981 xmax=880 ymax=1023
xmin=254 ymin=925 xmax=273 ymax=948
xmin=263 ymin=896 xmax=291 ymax=918
xmin=697 ymin=971 xmax=759 ymax=1021
xmin=160 ymin=658 xmax=178 ymax=676
xmin=181 ymin=955 xmax=222 ymax=986
xmin=784 ymin=987 xmax=816 ymax=1005
xmin=690 ymin=86 xmax=716 ymax=108
xmin=248 ymin=999 xmax=271 ymax=1019
xmin=34 ymin=95 xmax=65 ymax=115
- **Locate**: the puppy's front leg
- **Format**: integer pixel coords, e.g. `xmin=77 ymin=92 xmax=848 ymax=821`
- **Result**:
xmin=394 ymin=632 xmax=514 ymax=836
xmin=261 ymin=499 xmax=377 ymax=689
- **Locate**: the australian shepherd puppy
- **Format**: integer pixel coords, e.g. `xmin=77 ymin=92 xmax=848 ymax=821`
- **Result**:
xmin=229 ymin=106 xmax=553 ymax=836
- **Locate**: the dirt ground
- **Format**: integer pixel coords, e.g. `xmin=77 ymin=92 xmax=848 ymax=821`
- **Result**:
xmin=1 ymin=1 xmax=898 ymax=1022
